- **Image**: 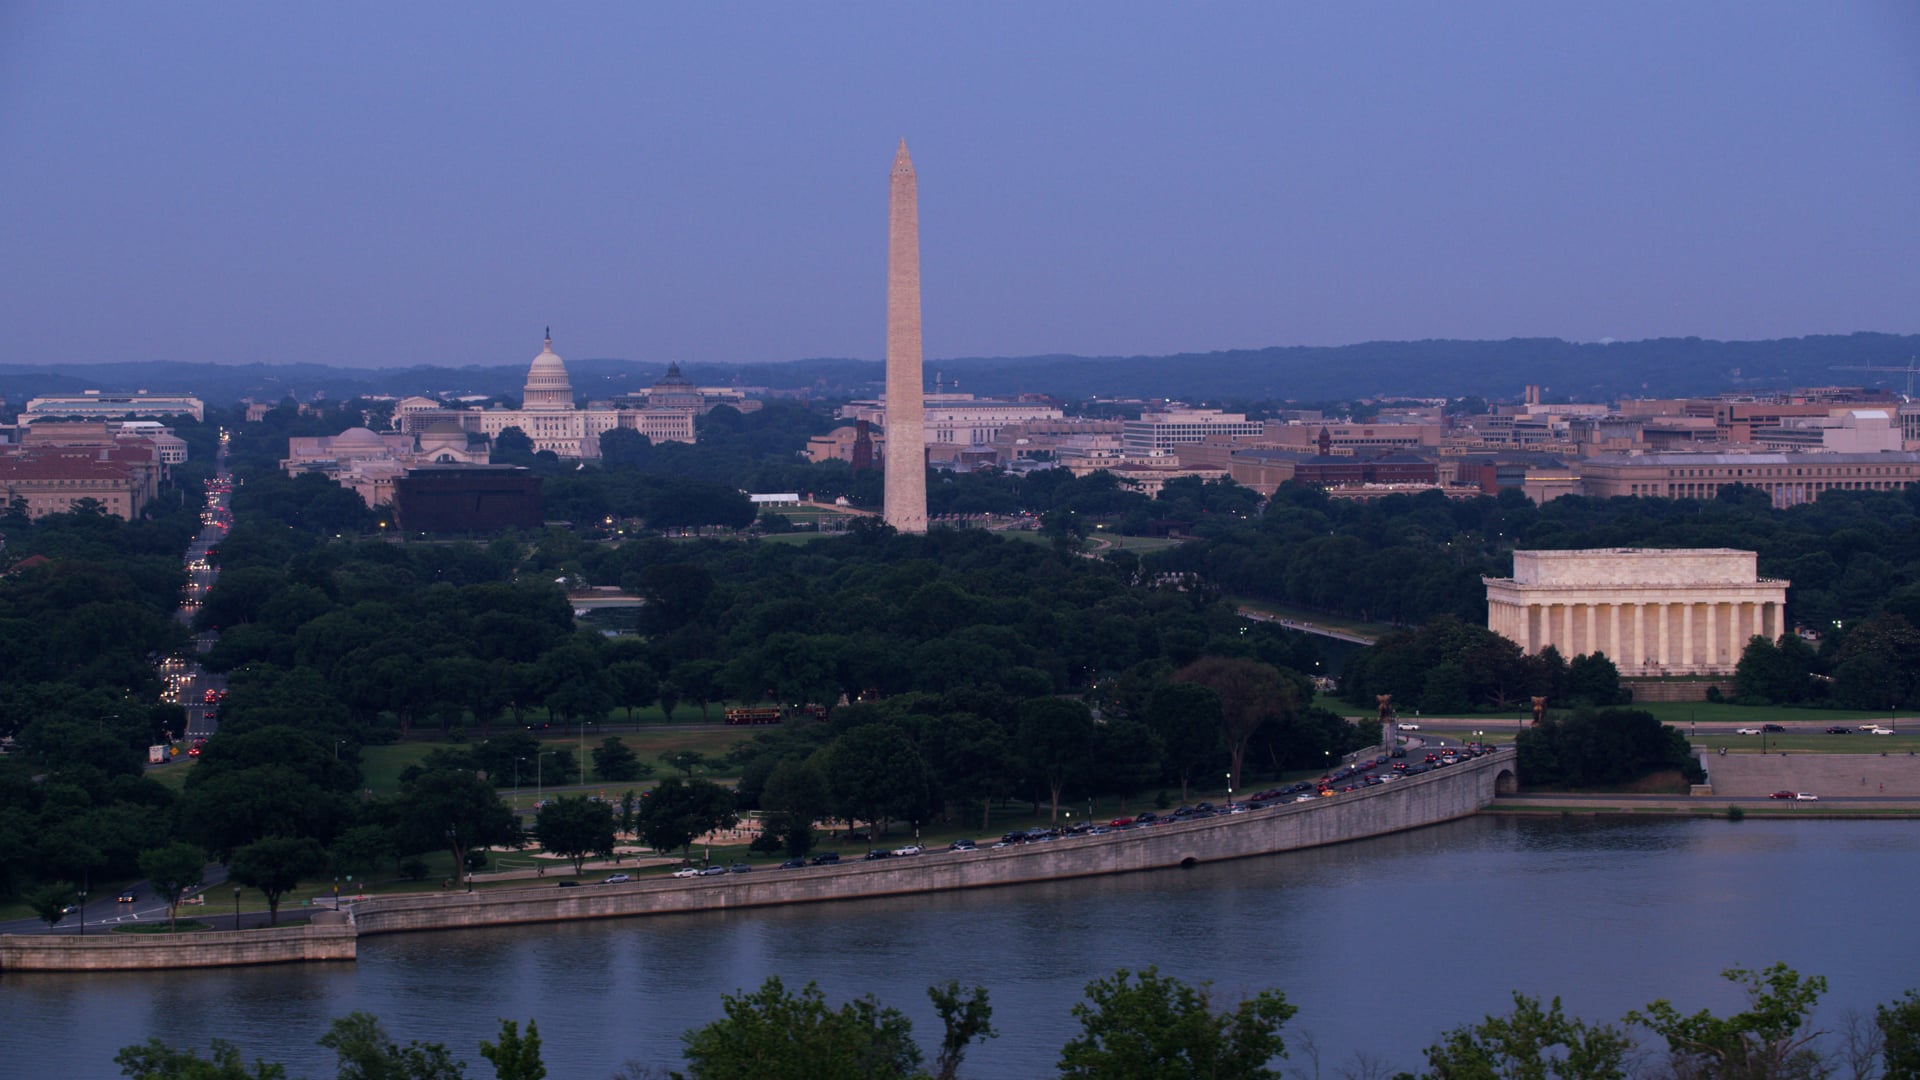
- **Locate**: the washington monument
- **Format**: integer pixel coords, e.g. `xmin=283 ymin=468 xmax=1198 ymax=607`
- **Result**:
xmin=884 ymin=138 xmax=928 ymax=533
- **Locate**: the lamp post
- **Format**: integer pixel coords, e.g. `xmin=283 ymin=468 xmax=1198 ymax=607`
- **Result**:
xmin=77 ymin=887 xmax=87 ymax=938
xmin=514 ymin=757 xmax=525 ymax=813
xmin=232 ymin=886 xmax=241 ymax=931
xmin=447 ymin=825 xmax=460 ymax=890
xmin=1226 ymin=771 xmax=1234 ymax=805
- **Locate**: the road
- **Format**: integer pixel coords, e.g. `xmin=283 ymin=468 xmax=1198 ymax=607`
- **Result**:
xmin=0 ymin=864 xmax=248 ymax=936
xmin=160 ymin=445 xmax=230 ymax=744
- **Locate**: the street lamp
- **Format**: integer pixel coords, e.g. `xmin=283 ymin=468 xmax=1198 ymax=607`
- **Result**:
xmin=1226 ymin=772 xmax=1234 ymax=804
xmin=232 ymin=886 xmax=242 ymax=931
xmin=77 ymin=888 xmax=87 ymax=938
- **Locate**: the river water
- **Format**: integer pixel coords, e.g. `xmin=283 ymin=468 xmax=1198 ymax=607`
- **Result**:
xmin=6 ymin=816 xmax=1916 ymax=1078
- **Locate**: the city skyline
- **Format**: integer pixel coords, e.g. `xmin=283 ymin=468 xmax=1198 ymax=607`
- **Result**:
xmin=4 ymin=4 xmax=1919 ymax=369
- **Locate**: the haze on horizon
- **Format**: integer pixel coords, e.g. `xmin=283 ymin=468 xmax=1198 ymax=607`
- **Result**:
xmin=3 ymin=3 xmax=1918 ymax=371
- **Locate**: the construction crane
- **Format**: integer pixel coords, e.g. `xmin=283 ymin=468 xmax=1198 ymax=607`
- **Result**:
xmin=1830 ymin=357 xmax=1918 ymax=399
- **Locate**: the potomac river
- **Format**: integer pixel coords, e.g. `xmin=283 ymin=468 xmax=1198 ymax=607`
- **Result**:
xmin=5 ymin=816 xmax=1916 ymax=1077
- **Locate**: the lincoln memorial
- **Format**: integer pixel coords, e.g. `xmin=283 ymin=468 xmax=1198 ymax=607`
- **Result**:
xmin=1483 ymin=549 xmax=1789 ymax=676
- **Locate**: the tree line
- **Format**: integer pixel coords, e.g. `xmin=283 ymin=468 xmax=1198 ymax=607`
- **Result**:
xmin=112 ymin=962 xmax=1920 ymax=1080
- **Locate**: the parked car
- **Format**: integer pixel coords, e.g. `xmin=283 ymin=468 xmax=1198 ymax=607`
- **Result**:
xmin=1734 ymin=727 xmax=1760 ymax=735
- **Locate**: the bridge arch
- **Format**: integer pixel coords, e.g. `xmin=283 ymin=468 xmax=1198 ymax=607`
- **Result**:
xmin=1494 ymin=767 xmax=1518 ymax=795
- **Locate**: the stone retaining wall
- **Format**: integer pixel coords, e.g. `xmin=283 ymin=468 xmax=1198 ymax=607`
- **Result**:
xmin=0 ymin=922 xmax=356 ymax=972
xmin=352 ymin=750 xmax=1511 ymax=937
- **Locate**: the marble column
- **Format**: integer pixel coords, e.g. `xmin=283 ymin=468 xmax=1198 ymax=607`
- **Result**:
xmin=1682 ymin=603 xmax=1694 ymax=668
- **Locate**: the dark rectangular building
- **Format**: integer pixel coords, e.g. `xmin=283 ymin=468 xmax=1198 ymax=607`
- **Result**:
xmin=393 ymin=466 xmax=542 ymax=534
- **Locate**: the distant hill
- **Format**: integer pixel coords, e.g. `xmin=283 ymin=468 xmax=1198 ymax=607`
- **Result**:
xmin=2 ymin=333 xmax=1915 ymax=410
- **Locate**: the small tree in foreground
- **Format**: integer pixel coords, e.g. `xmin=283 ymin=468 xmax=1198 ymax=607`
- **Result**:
xmin=1421 ymin=992 xmax=1631 ymax=1079
xmin=676 ymin=975 xmax=922 ymax=1080
xmin=1627 ymin=963 xmax=1829 ymax=1080
xmin=1058 ymin=966 xmax=1295 ymax=1080
xmin=479 ymin=1018 xmax=546 ymax=1080
xmin=115 ymin=1037 xmax=288 ymax=1080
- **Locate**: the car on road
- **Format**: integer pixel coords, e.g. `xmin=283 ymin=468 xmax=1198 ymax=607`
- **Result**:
xmin=1399 ymin=723 xmax=1420 ymax=731
xmin=948 ymin=839 xmax=977 ymax=852
xmin=1735 ymin=727 xmax=1760 ymax=735
xmin=863 ymin=849 xmax=890 ymax=861
xmin=1795 ymin=792 xmax=1819 ymax=801
xmin=698 ymin=866 xmax=727 ymax=876
xmin=604 ymin=874 xmax=632 ymax=884
xmin=891 ymin=844 xmax=923 ymax=856
xmin=1866 ymin=726 xmax=1894 ymax=735
xmin=1769 ymin=791 xmax=1796 ymax=799
xmin=1826 ymin=726 xmax=1854 ymax=735
xmin=778 ymin=859 xmax=808 ymax=869
xmin=809 ymin=852 xmax=840 ymax=865
xmin=116 ymin=889 xmax=138 ymax=903
xmin=556 ymin=881 xmax=580 ymax=888
xmin=727 ymin=863 xmax=752 ymax=873
xmin=672 ymin=867 xmax=702 ymax=878
xmin=1762 ymin=724 xmax=1785 ymax=733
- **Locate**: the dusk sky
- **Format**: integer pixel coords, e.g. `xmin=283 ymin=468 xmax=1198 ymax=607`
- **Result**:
xmin=3 ymin=3 xmax=1918 ymax=369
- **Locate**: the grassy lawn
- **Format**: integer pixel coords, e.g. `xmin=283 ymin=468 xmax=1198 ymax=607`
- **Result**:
xmin=144 ymin=758 xmax=197 ymax=792
xmin=1229 ymin=596 xmax=1398 ymax=640
xmin=360 ymin=724 xmax=754 ymax=797
xmin=1089 ymin=532 xmax=1185 ymax=554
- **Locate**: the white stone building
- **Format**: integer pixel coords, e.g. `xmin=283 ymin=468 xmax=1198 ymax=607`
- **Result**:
xmin=1484 ymin=549 xmax=1789 ymax=676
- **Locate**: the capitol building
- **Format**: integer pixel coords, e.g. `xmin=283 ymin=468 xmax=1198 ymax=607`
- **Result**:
xmin=393 ymin=335 xmax=699 ymax=459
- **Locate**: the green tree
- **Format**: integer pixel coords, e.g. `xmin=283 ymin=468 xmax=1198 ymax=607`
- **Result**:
xmin=115 ymin=1038 xmax=289 ymax=1080
xmin=1420 ymin=992 xmax=1631 ymax=1080
xmin=478 ymin=1018 xmax=545 ymax=1080
xmin=1147 ymin=682 xmax=1223 ymax=802
xmin=27 ymin=880 xmax=78 ymax=928
xmin=591 ymin=737 xmax=647 ymax=782
xmin=390 ymin=770 xmax=521 ymax=889
xmin=928 ymin=980 xmax=996 ymax=1080
xmin=609 ymin=661 xmax=659 ymax=722
xmin=635 ymin=776 xmax=738 ymax=858
xmin=1016 ymin=698 xmax=1095 ymax=825
xmin=825 ymin=723 xmax=932 ymax=838
xmin=226 ymin=836 xmax=327 ymax=926
xmin=761 ymin=758 xmax=831 ymax=858
xmin=1627 ymin=963 xmax=1829 ymax=1080
xmin=1879 ymin=989 xmax=1920 ymax=1080
xmin=1058 ymin=966 xmax=1296 ymax=1080
xmin=675 ymin=975 xmax=922 ymax=1080
xmin=534 ymin=796 xmax=617 ymax=874
xmin=139 ymin=841 xmax=208 ymax=932
xmin=318 ymin=1011 xmax=468 ymax=1079
xmin=1174 ymin=658 xmax=1293 ymax=794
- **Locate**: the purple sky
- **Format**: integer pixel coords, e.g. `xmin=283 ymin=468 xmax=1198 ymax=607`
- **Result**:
xmin=3 ymin=3 xmax=1918 ymax=369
